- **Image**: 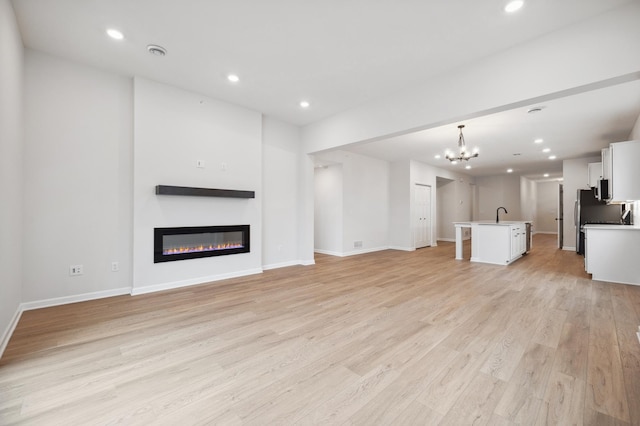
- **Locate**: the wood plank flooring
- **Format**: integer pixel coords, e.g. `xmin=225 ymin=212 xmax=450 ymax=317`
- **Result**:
xmin=1 ymin=234 xmax=640 ymax=425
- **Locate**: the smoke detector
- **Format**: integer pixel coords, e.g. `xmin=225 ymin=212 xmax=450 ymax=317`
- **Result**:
xmin=147 ymin=44 xmax=167 ymax=56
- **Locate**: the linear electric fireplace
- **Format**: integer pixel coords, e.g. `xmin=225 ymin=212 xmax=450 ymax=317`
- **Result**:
xmin=154 ymin=225 xmax=250 ymax=263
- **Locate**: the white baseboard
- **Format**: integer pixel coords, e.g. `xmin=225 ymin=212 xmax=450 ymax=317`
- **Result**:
xmin=314 ymin=246 xmax=390 ymax=257
xmin=343 ymin=246 xmax=389 ymax=257
xmin=437 ymin=238 xmax=456 ymax=243
xmin=388 ymin=246 xmax=416 ymax=252
xmin=131 ymin=268 xmax=263 ymax=296
xmin=534 ymin=231 xmax=558 ymax=235
xmin=21 ymin=287 xmax=132 ymax=311
xmin=262 ymin=260 xmax=300 ymax=270
xmin=314 ymin=249 xmax=343 ymax=257
xmin=562 ymin=246 xmax=577 ymax=251
xmin=0 ymin=305 xmax=23 ymax=360
xmin=262 ymin=260 xmax=316 ymax=270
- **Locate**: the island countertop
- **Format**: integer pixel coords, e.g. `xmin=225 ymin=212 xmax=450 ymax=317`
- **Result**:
xmin=454 ymin=220 xmax=532 ymax=226
xmin=582 ymin=224 xmax=640 ymax=231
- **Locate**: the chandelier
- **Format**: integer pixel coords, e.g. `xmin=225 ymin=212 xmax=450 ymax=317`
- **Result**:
xmin=445 ymin=125 xmax=478 ymax=163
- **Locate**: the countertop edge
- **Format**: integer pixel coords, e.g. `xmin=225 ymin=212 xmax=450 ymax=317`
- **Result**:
xmin=583 ymin=224 xmax=640 ymax=230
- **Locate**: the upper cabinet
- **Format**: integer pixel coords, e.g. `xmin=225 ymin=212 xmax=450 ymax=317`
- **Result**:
xmin=587 ymin=162 xmax=602 ymax=189
xmin=605 ymin=140 xmax=640 ymax=203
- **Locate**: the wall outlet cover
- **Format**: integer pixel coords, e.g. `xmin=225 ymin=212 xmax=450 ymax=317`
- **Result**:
xmin=69 ymin=265 xmax=83 ymax=276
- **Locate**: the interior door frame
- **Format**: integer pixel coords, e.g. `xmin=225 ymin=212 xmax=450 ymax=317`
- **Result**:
xmin=557 ymin=183 xmax=564 ymax=248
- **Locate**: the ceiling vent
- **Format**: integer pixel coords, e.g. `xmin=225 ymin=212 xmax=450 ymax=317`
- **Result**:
xmin=147 ymin=44 xmax=167 ymax=56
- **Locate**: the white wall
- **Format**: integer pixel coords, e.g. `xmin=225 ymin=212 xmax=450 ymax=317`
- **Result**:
xmin=562 ymin=156 xmax=600 ymax=250
xmin=297 ymin=153 xmax=316 ymax=265
xmin=314 ymin=151 xmax=389 ymax=255
xmin=536 ymin=181 xmax=560 ymax=234
xmin=262 ymin=117 xmax=303 ymax=269
xmin=629 ymin=113 xmax=640 ymax=140
xmin=520 ymin=177 xmax=537 ymax=223
xmin=0 ymin=0 xmax=24 ymax=354
xmin=475 ymin=175 xmax=522 ymax=221
xmin=132 ymin=78 xmax=262 ymax=293
xmin=314 ymin=165 xmax=343 ymax=255
xmin=436 ymin=178 xmax=455 ymax=241
xmin=342 ymin=153 xmax=389 ymax=253
xmin=389 ymin=160 xmax=411 ymax=250
xmin=22 ymin=50 xmax=133 ymax=303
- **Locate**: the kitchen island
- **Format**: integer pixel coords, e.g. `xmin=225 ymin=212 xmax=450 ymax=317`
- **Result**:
xmin=453 ymin=221 xmax=532 ymax=265
xmin=584 ymin=224 xmax=640 ymax=286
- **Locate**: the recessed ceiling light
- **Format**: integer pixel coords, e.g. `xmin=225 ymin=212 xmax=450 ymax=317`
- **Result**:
xmin=434 ymin=154 xmax=441 ymax=159
xmin=504 ymin=0 xmax=524 ymax=13
xmin=465 ymin=165 xmax=472 ymax=170
xmin=106 ymin=29 xmax=124 ymax=40
xmin=451 ymin=160 xmax=458 ymax=165
xmin=507 ymin=168 xmax=513 ymax=173
xmin=543 ymin=173 xmax=549 ymax=177
xmin=147 ymin=44 xmax=167 ymax=56
xmin=227 ymin=74 xmax=239 ymax=83
xmin=300 ymin=101 xmax=310 ymax=109
xmin=549 ymin=155 xmax=557 ymax=160
xmin=542 ymin=148 xmax=551 ymax=153
xmin=534 ymin=138 xmax=543 ymax=144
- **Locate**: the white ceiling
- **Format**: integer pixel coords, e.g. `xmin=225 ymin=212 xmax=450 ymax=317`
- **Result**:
xmin=10 ymin=0 xmax=640 ymax=178
xmin=340 ymin=79 xmax=640 ymax=179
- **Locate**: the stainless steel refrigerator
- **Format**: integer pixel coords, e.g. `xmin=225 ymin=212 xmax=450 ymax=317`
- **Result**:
xmin=574 ymin=189 xmax=623 ymax=255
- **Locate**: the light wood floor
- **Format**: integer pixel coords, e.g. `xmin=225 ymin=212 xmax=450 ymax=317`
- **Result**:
xmin=1 ymin=234 xmax=639 ymax=425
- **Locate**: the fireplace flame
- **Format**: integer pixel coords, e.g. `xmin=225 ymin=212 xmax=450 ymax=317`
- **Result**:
xmin=163 ymin=242 xmax=244 ymax=255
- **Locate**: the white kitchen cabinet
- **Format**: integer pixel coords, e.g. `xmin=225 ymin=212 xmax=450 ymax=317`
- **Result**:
xmin=587 ymin=162 xmax=602 ymax=189
xmin=601 ymin=147 xmax=611 ymax=180
xmin=584 ymin=224 xmax=640 ymax=285
xmin=469 ymin=221 xmax=529 ymax=265
xmin=510 ymin=223 xmax=526 ymax=260
xmin=608 ymin=140 xmax=640 ymax=202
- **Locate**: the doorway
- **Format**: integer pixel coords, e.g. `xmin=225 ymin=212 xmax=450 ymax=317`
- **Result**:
xmin=414 ymin=184 xmax=432 ymax=248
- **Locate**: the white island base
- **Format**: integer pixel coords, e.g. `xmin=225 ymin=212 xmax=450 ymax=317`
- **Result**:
xmin=454 ymin=221 xmax=531 ymax=265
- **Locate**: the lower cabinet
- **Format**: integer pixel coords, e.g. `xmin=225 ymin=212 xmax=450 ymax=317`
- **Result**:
xmin=510 ymin=224 xmax=524 ymax=261
xmin=584 ymin=225 xmax=640 ymax=285
xmin=471 ymin=223 xmax=527 ymax=265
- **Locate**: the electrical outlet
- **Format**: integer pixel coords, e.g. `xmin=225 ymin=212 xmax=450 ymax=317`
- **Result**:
xmin=221 ymin=162 xmax=227 ymax=171
xmin=111 ymin=262 xmax=119 ymax=272
xmin=196 ymin=160 xmax=205 ymax=168
xmin=69 ymin=265 xmax=83 ymax=276
xmin=354 ymin=241 xmax=363 ymax=248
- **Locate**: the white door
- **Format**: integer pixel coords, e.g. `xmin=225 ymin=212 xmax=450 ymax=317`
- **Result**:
xmin=414 ymin=184 xmax=432 ymax=248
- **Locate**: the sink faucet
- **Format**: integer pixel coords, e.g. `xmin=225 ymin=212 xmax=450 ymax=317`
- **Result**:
xmin=496 ymin=206 xmax=508 ymax=223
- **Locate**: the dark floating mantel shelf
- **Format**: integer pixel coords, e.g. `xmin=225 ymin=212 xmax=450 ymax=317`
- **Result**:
xmin=155 ymin=185 xmax=255 ymax=199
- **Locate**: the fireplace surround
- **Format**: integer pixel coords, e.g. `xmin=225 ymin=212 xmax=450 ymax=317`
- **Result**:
xmin=154 ymin=225 xmax=250 ymax=263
